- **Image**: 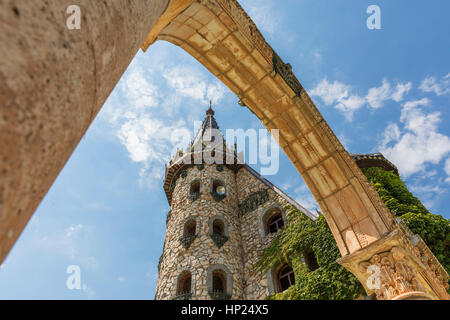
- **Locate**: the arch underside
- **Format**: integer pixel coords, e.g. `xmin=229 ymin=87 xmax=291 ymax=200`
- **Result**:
xmin=143 ymin=0 xmax=394 ymax=256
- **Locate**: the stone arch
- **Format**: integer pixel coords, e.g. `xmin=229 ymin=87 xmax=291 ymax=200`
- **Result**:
xmin=142 ymin=0 xmax=395 ymax=258
xmin=0 ymin=0 xmax=393 ymax=260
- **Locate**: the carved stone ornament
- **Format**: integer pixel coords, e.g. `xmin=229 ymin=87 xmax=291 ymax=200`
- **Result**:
xmin=238 ymin=189 xmax=269 ymax=216
xmin=179 ymin=235 xmax=196 ymax=250
xmin=272 ymin=53 xmax=304 ymax=97
xmin=359 ymin=246 xmax=422 ymax=300
xmin=210 ymin=234 xmax=229 ymax=249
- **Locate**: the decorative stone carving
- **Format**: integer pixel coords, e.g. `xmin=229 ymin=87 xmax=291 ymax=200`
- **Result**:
xmin=359 ymin=246 xmax=422 ymax=300
xmin=179 ymin=235 xmax=196 ymax=250
xmin=338 ymin=226 xmax=449 ymax=300
xmin=238 ymin=189 xmax=269 ymax=216
xmin=272 ymin=53 xmax=304 ymax=97
xmin=211 ymin=234 xmax=229 ymax=249
xmin=208 ymin=291 xmax=232 ymax=300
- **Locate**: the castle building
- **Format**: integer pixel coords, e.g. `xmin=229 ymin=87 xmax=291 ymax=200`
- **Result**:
xmin=154 ymin=106 xmax=316 ymax=300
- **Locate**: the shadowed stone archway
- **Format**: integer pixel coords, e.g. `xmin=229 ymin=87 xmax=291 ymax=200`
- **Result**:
xmin=0 ymin=0 xmax=448 ymax=299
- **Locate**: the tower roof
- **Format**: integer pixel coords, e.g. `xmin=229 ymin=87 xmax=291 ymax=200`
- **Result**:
xmin=191 ymin=102 xmax=222 ymax=150
xmin=163 ymin=104 xmax=241 ymax=204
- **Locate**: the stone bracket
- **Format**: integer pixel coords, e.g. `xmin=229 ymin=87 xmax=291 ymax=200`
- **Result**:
xmin=338 ymin=228 xmax=449 ymax=300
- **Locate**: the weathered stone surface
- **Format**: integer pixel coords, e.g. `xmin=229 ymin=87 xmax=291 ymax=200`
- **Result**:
xmin=0 ymin=0 xmax=169 ymax=263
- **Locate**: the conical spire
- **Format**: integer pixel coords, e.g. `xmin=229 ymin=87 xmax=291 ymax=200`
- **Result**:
xmin=192 ymin=102 xmax=221 ymax=148
xmin=206 ymin=100 xmax=215 ymax=116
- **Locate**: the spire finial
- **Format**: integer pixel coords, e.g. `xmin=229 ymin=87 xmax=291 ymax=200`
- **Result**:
xmin=206 ymin=100 xmax=215 ymax=116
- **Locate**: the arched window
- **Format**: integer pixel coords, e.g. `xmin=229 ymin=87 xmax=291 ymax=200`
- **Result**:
xmin=268 ymin=213 xmax=284 ymax=233
xmin=212 ymin=270 xmax=226 ymax=293
xmin=189 ymin=180 xmax=201 ymax=201
xmin=212 ymin=220 xmax=225 ymax=236
xmin=209 ymin=217 xmax=229 ymax=248
xmin=263 ymin=208 xmax=284 ymax=235
xmin=180 ymin=218 xmax=197 ymax=250
xmin=278 ymin=264 xmax=295 ymax=292
xmin=177 ymin=272 xmax=192 ymax=295
xmin=211 ymin=179 xmax=226 ymax=202
xmin=304 ymin=247 xmax=319 ymax=271
xmin=207 ymin=265 xmax=232 ymax=300
xmin=183 ymin=219 xmax=196 ymax=237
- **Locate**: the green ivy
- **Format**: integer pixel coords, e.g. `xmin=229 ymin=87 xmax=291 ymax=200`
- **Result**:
xmin=255 ymin=205 xmax=364 ymax=300
xmin=255 ymin=166 xmax=450 ymax=300
xmin=363 ymin=167 xmax=450 ymax=274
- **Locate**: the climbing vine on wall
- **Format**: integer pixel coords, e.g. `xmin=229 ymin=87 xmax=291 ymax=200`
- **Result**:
xmin=362 ymin=167 xmax=450 ymax=275
xmin=255 ymin=205 xmax=364 ymax=300
xmin=255 ymin=166 xmax=450 ymax=299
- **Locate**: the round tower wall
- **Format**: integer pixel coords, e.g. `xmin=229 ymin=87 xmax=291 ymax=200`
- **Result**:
xmin=155 ymin=164 xmax=244 ymax=300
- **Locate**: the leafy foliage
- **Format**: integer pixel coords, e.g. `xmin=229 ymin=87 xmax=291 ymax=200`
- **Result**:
xmin=363 ymin=167 xmax=450 ymax=274
xmin=362 ymin=167 xmax=429 ymax=216
xmin=255 ymin=206 xmax=364 ymax=300
xmin=255 ymin=166 xmax=449 ymax=300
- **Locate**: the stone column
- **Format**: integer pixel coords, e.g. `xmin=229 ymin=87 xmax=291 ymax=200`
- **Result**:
xmin=0 ymin=0 xmax=169 ymax=263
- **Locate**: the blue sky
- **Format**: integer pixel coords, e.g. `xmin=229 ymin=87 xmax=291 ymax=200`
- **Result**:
xmin=1 ymin=0 xmax=449 ymax=299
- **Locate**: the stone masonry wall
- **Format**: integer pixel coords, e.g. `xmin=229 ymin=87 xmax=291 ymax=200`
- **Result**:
xmin=155 ymin=164 xmax=244 ymax=300
xmin=236 ymin=167 xmax=292 ymax=299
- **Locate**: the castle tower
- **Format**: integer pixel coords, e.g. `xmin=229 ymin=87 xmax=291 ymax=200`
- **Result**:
xmin=155 ymin=106 xmax=316 ymax=300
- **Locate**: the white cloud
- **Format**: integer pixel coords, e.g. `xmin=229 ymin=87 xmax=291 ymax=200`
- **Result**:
xmin=123 ymin=68 xmax=160 ymax=109
xmin=366 ymin=79 xmax=392 ymax=109
xmin=335 ymin=95 xmax=366 ymax=122
xmin=163 ymin=67 xmax=226 ymax=105
xmin=310 ymin=78 xmax=351 ymax=105
xmin=118 ymin=276 xmax=126 ymax=282
xmin=419 ymin=73 xmax=450 ymax=96
xmin=245 ymin=0 xmax=280 ymax=36
xmin=310 ymin=79 xmax=363 ymax=121
xmin=65 ymin=224 xmax=83 ymax=238
xmin=379 ymin=99 xmax=450 ymax=177
xmin=366 ymin=79 xmax=412 ymax=109
xmin=445 ymin=158 xmax=450 ymax=183
xmin=392 ymin=82 xmax=413 ymax=102
xmin=310 ymin=78 xmax=412 ymax=121
xmin=100 ymin=55 xmax=229 ymax=189
xmin=287 ymin=182 xmax=319 ymax=213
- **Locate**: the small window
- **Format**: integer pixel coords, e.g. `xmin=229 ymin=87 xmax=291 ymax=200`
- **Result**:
xmin=212 ymin=180 xmax=225 ymax=195
xmin=212 ymin=270 xmax=226 ymax=293
xmin=190 ymin=181 xmax=200 ymax=194
xmin=189 ymin=181 xmax=201 ymax=201
xmin=178 ymin=272 xmax=192 ymax=295
xmin=211 ymin=180 xmax=226 ymax=202
xmin=278 ymin=265 xmax=295 ymax=292
xmin=304 ymin=248 xmax=319 ymax=271
xmin=183 ymin=220 xmax=196 ymax=237
xmin=212 ymin=220 xmax=225 ymax=236
xmin=268 ymin=212 xmax=284 ymax=234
